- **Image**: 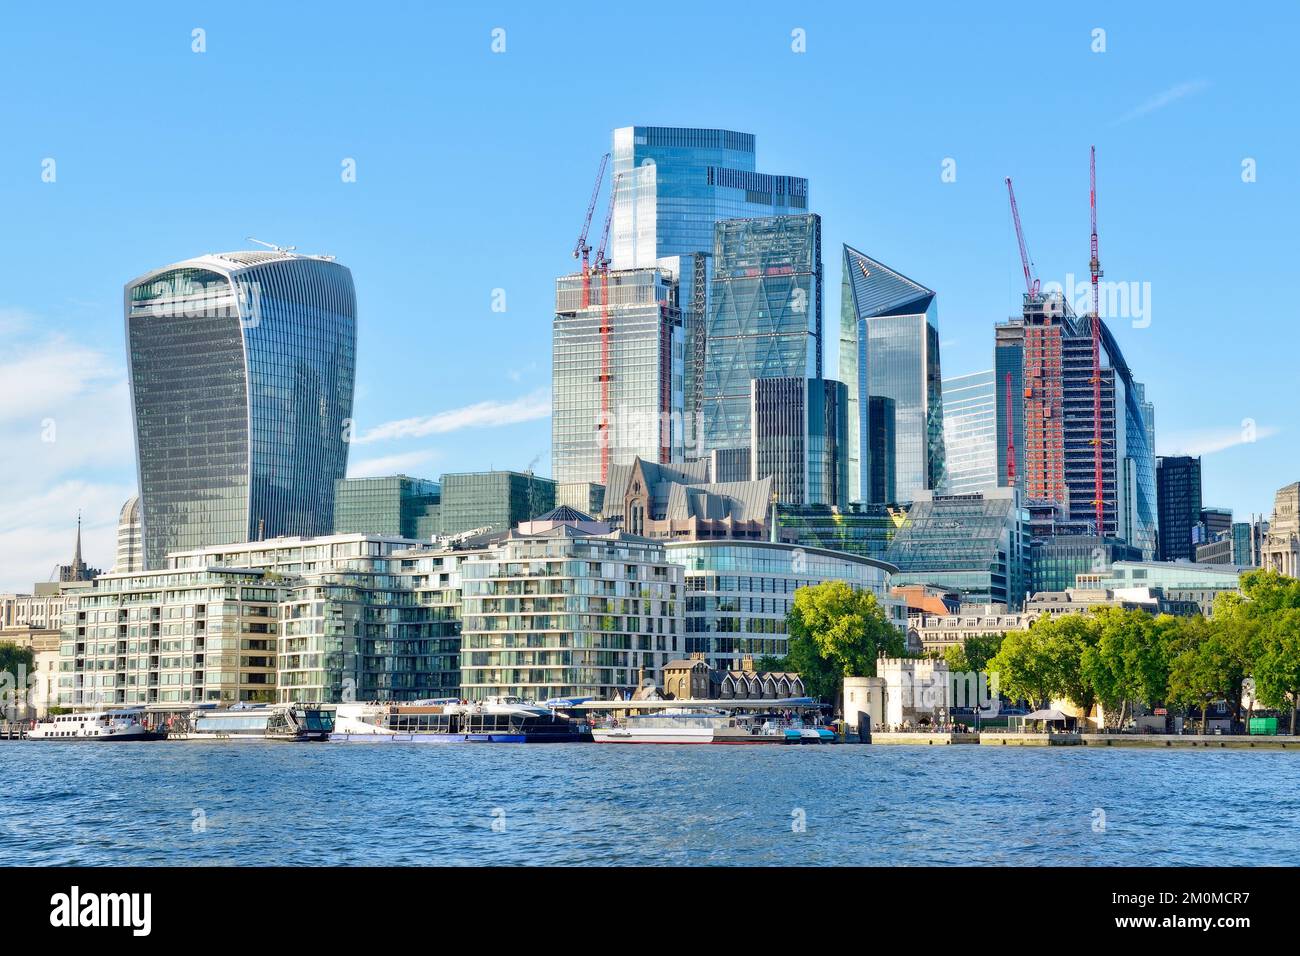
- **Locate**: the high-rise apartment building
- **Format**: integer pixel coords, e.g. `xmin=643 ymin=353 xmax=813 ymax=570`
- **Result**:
xmin=125 ymin=250 xmax=356 ymax=568
xmin=459 ymin=527 xmax=685 ymax=700
xmin=840 ymin=246 xmax=945 ymax=504
xmin=750 ymin=377 xmax=847 ymax=508
xmin=704 ymin=214 xmax=822 ymax=453
xmin=942 ymin=370 xmax=998 ymax=496
xmin=1156 ymin=456 xmax=1202 ymax=561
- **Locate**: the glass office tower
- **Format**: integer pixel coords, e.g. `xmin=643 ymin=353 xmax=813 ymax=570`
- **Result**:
xmin=750 ymin=377 xmax=848 ymax=508
xmin=704 ymin=214 xmax=822 ymax=453
xmin=942 ymin=369 xmax=998 ymax=495
xmin=334 ymin=475 xmax=441 ymax=539
xmin=438 ymin=471 xmax=556 ymax=535
xmin=125 ymin=251 xmax=356 ymax=569
xmin=611 ymin=126 xmax=809 ymax=270
xmin=1156 ymin=456 xmax=1202 ymax=562
xmin=840 ymin=245 xmax=945 ymax=504
xmin=552 ymin=267 xmax=684 ymax=484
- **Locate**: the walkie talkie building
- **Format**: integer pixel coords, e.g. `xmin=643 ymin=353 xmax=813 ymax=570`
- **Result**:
xmin=125 ymin=250 xmax=357 ymax=569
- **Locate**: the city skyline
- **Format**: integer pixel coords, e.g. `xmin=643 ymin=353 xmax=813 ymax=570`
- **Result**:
xmin=3 ymin=2 xmax=1296 ymax=590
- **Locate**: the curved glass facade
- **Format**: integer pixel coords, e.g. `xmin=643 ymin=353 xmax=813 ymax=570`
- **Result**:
xmin=127 ymin=253 xmax=356 ymax=568
xmin=667 ymin=541 xmax=897 ymax=670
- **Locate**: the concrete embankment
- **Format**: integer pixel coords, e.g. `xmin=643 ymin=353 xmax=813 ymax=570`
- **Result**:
xmin=866 ymin=731 xmax=1300 ymax=749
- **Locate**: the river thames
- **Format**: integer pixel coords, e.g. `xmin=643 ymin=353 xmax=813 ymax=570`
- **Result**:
xmin=1 ymin=744 xmax=1294 ymax=866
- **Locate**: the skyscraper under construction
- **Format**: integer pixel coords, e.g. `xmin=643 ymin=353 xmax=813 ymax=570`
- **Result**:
xmin=995 ymin=291 xmax=1156 ymax=557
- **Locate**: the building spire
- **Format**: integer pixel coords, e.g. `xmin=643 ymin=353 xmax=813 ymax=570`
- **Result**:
xmin=74 ymin=510 xmax=83 ymax=567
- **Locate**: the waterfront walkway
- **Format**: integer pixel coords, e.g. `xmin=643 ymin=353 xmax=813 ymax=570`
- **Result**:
xmin=869 ymin=731 xmax=1300 ymax=749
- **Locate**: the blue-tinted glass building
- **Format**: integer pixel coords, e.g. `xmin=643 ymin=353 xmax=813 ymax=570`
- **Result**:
xmin=125 ymin=250 xmax=356 ymax=568
xmin=840 ymin=246 xmax=946 ymax=504
xmin=611 ymin=126 xmax=809 ymax=270
xmin=704 ymin=214 xmax=822 ymax=452
xmin=942 ymin=369 xmax=998 ymax=496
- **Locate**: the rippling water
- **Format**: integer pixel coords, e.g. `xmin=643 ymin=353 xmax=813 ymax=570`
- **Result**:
xmin=1 ymin=743 xmax=1295 ymax=866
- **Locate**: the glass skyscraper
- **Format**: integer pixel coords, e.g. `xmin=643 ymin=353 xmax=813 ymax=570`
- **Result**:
xmin=840 ymin=245 xmax=946 ymax=504
xmin=1156 ymin=456 xmax=1202 ymax=561
xmin=552 ymin=267 xmax=684 ymax=484
xmin=942 ymin=369 xmax=998 ymax=495
xmin=997 ymin=297 xmax=1158 ymax=558
xmin=125 ymin=250 xmax=356 ymax=569
xmin=611 ymin=126 xmax=809 ymax=271
xmin=750 ymin=377 xmax=847 ymax=508
xmin=704 ymin=214 xmax=823 ymax=452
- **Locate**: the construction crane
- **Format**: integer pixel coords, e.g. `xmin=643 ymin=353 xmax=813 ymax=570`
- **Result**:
xmin=592 ymin=173 xmax=622 ymax=482
xmin=1088 ymin=146 xmax=1105 ymax=538
xmin=1004 ymin=178 xmax=1040 ymax=298
xmin=572 ymin=153 xmax=610 ymax=310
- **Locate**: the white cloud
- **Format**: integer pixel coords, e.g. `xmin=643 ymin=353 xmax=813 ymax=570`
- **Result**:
xmin=1160 ymin=423 xmax=1279 ymax=457
xmin=356 ymin=389 xmax=551 ymax=443
xmin=0 ymin=316 xmax=136 ymax=591
xmin=1115 ymin=79 xmax=1210 ymax=124
xmin=0 ymin=480 xmax=133 ymax=592
xmin=346 ymin=449 xmax=439 ymax=478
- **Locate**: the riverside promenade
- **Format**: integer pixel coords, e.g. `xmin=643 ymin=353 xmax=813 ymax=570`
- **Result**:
xmin=869 ymin=731 xmax=1300 ymax=749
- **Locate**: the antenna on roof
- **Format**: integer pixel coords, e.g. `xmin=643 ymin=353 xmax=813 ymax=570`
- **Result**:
xmin=245 ymin=237 xmax=298 ymax=253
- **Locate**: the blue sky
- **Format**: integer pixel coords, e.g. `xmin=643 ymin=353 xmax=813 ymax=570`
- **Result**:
xmin=1 ymin=1 xmax=1295 ymax=589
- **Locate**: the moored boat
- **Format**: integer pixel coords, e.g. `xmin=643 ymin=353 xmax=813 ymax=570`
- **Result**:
xmin=166 ymin=703 xmax=335 ymax=742
xmin=26 ymin=708 xmax=165 ymax=742
xmin=579 ymin=698 xmax=839 ymax=745
xmin=330 ymin=696 xmax=586 ymax=743
xmin=591 ymin=709 xmax=720 ymax=744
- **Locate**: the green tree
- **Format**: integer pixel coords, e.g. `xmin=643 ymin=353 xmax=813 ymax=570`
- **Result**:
xmin=1042 ymin=613 xmax=1098 ymax=715
xmin=986 ymin=626 xmax=1055 ymax=710
xmin=1252 ymin=608 xmax=1300 ymax=734
xmin=1080 ymin=608 xmax=1170 ymax=729
xmin=784 ymin=581 xmax=905 ymax=703
xmin=1167 ymin=616 xmax=1243 ymax=734
xmin=944 ymin=632 xmax=1003 ymax=680
xmin=0 ymin=643 xmax=35 ymax=720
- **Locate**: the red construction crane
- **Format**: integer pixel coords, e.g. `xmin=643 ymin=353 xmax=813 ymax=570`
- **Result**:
xmin=1005 ymin=372 xmax=1016 ymax=485
xmin=1005 ymin=177 xmax=1040 ymax=299
xmin=573 ymin=153 xmax=610 ymax=309
xmin=1089 ymin=146 xmax=1105 ymax=537
xmin=593 ymin=173 xmax=622 ymax=482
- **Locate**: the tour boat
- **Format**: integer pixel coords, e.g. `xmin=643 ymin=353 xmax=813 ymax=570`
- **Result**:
xmin=583 ymin=699 xmax=840 ymax=745
xmin=166 ymin=703 xmax=335 ymax=742
xmin=591 ymin=709 xmax=721 ymax=744
xmin=330 ymin=696 xmax=586 ymax=743
xmin=26 ymin=709 xmax=165 ymax=741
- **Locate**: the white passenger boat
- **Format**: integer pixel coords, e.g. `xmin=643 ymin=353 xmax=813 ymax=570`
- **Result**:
xmin=26 ymin=709 xmax=165 ymax=741
xmin=166 ymin=703 xmax=335 ymax=742
xmin=591 ymin=709 xmax=721 ymax=744
xmin=577 ymin=697 xmax=839 ymax=745
xmin=331 ymin=696 xmax=586 ymax=743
